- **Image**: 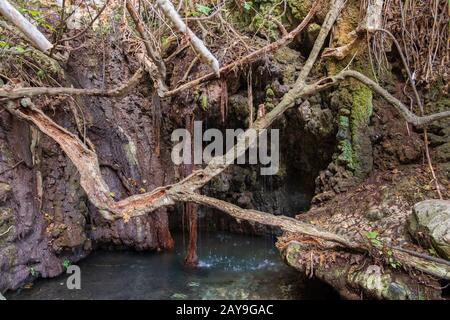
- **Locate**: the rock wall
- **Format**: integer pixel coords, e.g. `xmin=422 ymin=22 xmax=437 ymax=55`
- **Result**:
xmin=0 ymin=30 xmax=175 ymax=293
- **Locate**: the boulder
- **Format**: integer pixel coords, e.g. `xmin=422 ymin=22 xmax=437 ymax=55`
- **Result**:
xmin=408 ymin=200 xmax=450 ymax=259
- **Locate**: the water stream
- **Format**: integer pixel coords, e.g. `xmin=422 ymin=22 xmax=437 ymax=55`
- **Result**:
xmin=7 ymin=232 xmax=338 ymax=300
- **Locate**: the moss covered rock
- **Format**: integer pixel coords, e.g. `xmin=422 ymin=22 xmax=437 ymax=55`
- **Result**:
xmin=408 ymin=200 xmax=450 ymax=260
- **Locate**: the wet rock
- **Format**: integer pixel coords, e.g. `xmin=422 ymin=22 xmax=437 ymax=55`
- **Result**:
xmin=171 ymin=293 xmax=188 ymax=299
xmin=408 ymin=199 xmax=450 ymax=259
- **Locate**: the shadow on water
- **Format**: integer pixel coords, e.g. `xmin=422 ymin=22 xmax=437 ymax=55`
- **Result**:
xmin=7 ymin=232 xmax=339 ymax=300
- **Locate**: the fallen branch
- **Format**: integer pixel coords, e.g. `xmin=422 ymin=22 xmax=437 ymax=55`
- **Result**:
xmin=156 ymin=0 xmax=220 ymax=76
xmin=173 ymin=191 xmax=361 ymax=249
xmin=0 ymin=0 xmax=53 ymax=53
xmin=0 ymin=67 xmax=145 ymax=99
xmin=2 ymin=0 xmax=449 ymax=280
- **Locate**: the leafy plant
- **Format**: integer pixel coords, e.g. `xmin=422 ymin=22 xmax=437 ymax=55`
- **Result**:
xmin=386 ymin=250 xmax=401 ymax=269
xmin=366 ymin=231 xmax=382 ymax=248
xmin=62 ymin=259 xmax=71 ymax=269
xmin=195 ymin=4 xmax=211 ymax=15
xmin=36 ymin=69 xmax=45 ymax=80
xmin=200 ymin=95 xmax=208 ymax=110
xmin=243 ymin=1 xmax=252 ymax=11
xmin=29 ymin=267 xmax=37 ymax=277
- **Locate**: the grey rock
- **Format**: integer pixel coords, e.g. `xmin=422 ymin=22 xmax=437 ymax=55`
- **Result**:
xmin=408 ymin=200 xmax=450 ymax=259
xmin=365 ymin=206 xmax=384 ymax=221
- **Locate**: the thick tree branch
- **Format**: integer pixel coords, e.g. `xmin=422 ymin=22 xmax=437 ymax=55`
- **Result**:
xmin=0 ymin=67 xmax=145 ymax=99
xmin=174 ymin=192 xmax=450 ymax=280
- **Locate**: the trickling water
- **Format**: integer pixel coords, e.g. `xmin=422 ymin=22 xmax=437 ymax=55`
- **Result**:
xmin=6 ymin=232 xmax=338 ymax=300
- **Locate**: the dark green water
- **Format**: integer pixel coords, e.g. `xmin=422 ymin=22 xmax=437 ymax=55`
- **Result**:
xmin=7 ymin=232 xmax=338 ymax=300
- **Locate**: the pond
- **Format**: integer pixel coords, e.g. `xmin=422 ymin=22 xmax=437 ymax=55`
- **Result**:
xmin=6 ymin=232 xmax=338 ymax=300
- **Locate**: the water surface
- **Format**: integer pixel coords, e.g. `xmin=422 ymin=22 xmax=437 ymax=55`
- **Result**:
xmin=7 ymin=232 xmax=338 ymax=300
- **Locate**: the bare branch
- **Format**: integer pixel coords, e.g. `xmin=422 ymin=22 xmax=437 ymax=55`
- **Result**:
xmin=156 ymin=0 xmax=220 ymax=76
xmin=0 ymin=0 xmax=53 ymax=53
xmin=0 ymin=67 xmax=145 ymax=99
xmin=163 ymin=0 xmax=323 ymax=97
xmin=125 ymin=0 xmax=166 ymax=83
xmin=302 ymin=70 xmax=450 ymax=127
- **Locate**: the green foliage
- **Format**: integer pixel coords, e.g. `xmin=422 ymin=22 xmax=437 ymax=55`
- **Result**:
xmin=366 ymin=231 xmax=378 ymax=239
xmin=29 ymin=266 xmax=37 ymax=277
xmin=243 ymin=1 xmax=253 ymax=11
xmin=200 ymin=95 xmax=208 ymax=111
xmin=386 ymin=250 xmax=402 ymax=269
xmin=195 ymin=4 xmax=211 ymax=15
xmin=62 ymin=259 xmax=71 ymax=269
xmin=338 ymin=140 xmax=355 ymax=171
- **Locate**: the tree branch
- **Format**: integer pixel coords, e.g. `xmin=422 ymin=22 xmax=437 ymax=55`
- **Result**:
xmin=156 ymin=0 xmax=220 ymax=76
xmin=0 ymin=0 xmax=53 ymax=53
xmin=163 ymin=0 xmax=323 ymax=97
xmin=126 ymin=0 xmax=167 ymax=97
xmin=0 ymin=67 xmax=145 ymax=99
xmin=302 ymin=70 xmax=450 ymax=127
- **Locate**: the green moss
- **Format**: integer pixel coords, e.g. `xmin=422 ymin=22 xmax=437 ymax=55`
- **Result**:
xmin=200 ymin=94 xmax=208 ymax=110
xmin=350 ymin=84 xmax=373 ymax=174
xmin=287 ymin=0 xmax=313 ymax=20
xmin=329 ymin=56 xmax=374 ymax=176
xmin=339 ymin=115 xmax=349 ymax=128
xmin=338 ymin=140 xmax=355 ymax=171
